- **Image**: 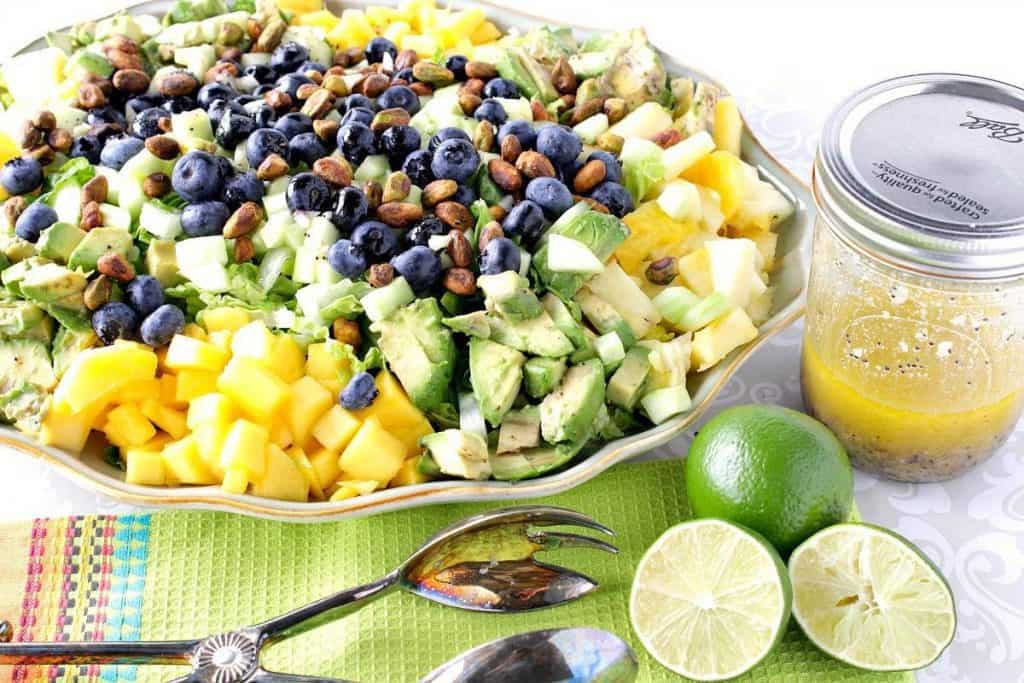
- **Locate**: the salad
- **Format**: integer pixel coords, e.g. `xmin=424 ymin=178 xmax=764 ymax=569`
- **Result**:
xmin=0 ymin=0 xmax=793 ymax=502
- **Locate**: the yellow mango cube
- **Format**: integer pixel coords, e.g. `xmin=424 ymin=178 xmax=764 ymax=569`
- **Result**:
xmin=339 ymin=417 xmax=405 ymax=483
xmin=435 ymin=8 xmax=485 ymax=48
xmin=193 ymin=420 xmax=230 ymax=477
xmin=208 ymin=330 xmax=233 ymax=354
xmin=251 ymin=445 xmax=309 ymax=502
xmin=270 ymin=422 xmax=294 ymax=449
xmin=159 ymin=374 xmax=184 ymax=407
xmin=329 ymin=480 xmax=379 ymax=502
xmin=328 ymin=10 xmax=375 ymax=48
xmin=162 ymin=437 xmax=218 ymax=485
xmin=231 ymin=321 xmax=276 ymax=364
xmin=187 ymin=392 xmax=236 ymax=429
xmin=308 ymin=446 xmax=342 ymax=492
xmin=312 ymin=405 xmax=362 ymax=453
xmin=183 ymin=323 xmax=208 ymax=341
xmin=390 ymin=456 xmax=432 ymax=487
xmin=295 ymin=9 xmax=340 ymax=31
xmin=389 ymin=416 xmax=434 ymax=458
xmin=39 ymin=400 xmax=106 ymax=453
xmin=54 ymin=342 xmax=158 ymax=415
xmin=285 ymin=376 xmax=334 ymax=446
xmin=469 ymin=20 xmax=501 ymax=44
xmin=219 ymin=419 xmax=269 ymax=478
xmin=140 ymin=432 xmax=174 ymax=452
xmin=103 ymin=403 xmax=156 ymax=448
xmin=217 ymin=357 xmax=292 ymax=420
xmin=287 ymin=446 xmax=322 ymax=499
xmin=276 ymin=0 xmax=323 ymax=13
xmin=682 ymin=150 xmax=747 ymax=220
xmin=354 ymin=371 xmax=425 ymax=429
xmin=305 ymin=341 xmax=349 ymax=383
xmin=175 ymin=369 xmax=219 ymax=403
xmin=125 ymin=449 xmax=165 ymax=486
xmin=201 ymin=307 xmax=251 ymax=333
xmin=221 ymin=467 xmax=248 ymax=495
xmin=140 ymin=400 xmax=189 ymax=440
xmin=115 ymin=378 xmax=161 ymax=404
xmin=272 ymin=335 xmax=306 ymax=384
xmin=165 ymin=335 xmax=229 ymax=373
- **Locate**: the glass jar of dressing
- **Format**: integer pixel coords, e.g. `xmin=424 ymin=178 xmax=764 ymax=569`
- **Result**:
xmin=803 ymin=73 xmax=1024 ymax=482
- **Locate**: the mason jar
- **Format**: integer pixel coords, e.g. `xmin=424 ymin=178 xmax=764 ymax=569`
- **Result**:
xmin=803 ymin=73 xmax=1024 ymax=482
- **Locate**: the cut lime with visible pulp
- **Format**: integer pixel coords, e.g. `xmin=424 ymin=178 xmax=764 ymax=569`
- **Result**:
xmin=789 ymin=523 xmax=956 ymax=671
xmin=629 ymin=519 xmax=792 ymax=681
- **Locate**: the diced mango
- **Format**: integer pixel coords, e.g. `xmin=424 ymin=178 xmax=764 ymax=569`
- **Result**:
xmin=208 ymin=330 xmax=233 ymax=354
xmin=328 ymin=10 xmax=375 ymax=48
xmin=469 ymin=20 xmax=501 ymax=44
xmin=287 ymin=446 xmax=323 ymax=500
xmin=293 ymin=9 xmax=337 ymax=30
xmin=140 ymin=400 xmax=189 ymax=440
xmin=713 ymin=97 xmax=743 ymax=157
xmin=390 ymin=456 xmax=432 ymax=487
xmin=183 ymin=323 xmax=208 ymax=341
xmin=221 ymin=466 xmax=248 ymax=495
xmin=251 ymin=445 xmax=309 ymax=502
xmin=217 ymin=357 xmax=292 ymax=420
xmin=140 ymin=432 xmax=174 ymax=452
xmin=115 ymin=378 xmax=162 ymax=404
xmin=231 ymin=321 xmax=276 ymax=364
xmin=682 ymin=150 xmax=747 ymax=220
xmin=103 ymin=403 xmax=157 ymax=448
xmin=219 ymin=419 xmax=269 ymax=478
xmin=201 ymin=307 xmax=251 ymax=333
xmin=328 ymin=480 xmax=379 ymax=502
xmin=125 ymin=449 xmax=165 ymax=486
xmin=308 ymin=446 xmax=343 ymax=492
xmin=175 ymin=369 xmax=219 ymax=403
xmin=272 ymin=334 xmax=306 ymax=383
xmin=159 ymin=374 xmax=184 ymax=407
xmin=353 ymin=371 xmax=426 ymax=429
xmin=187 ymin=393 xmax=236 ymax=429
xmin=691 ymin=308 xmax=758 ymax=372
xmin=285 ymin=376 xmax=334 ymax=446
xmin=389 ymin=416 xmax=434 ymax=457
xmin=270 ymin=422 xmax=294 ymax=449
xmin=276 ymin=0 xmax=324 ymax=15
xmin=54 ymin=342 xmax=158 ymax=414
xmin=162 ymin=437 xmax=218 ymax=485
xmin=312 ymin=405 xmax=362 ymax=453
xmin=165 ymin=335 xmax=229 ymax=373
xmin=39 ymin=400 xmax=106 ymax=453
xmin=339 ymin=417 xmax=405 ymax=483
xmin=193 ymin=420 xmax=230 ymax=477
xmin=305 ymin=341 xmax=349 ymax=384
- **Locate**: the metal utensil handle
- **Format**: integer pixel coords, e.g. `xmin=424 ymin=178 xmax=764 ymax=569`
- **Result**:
xmin=0 ymin=638 xmax=199 ymax=665
xmin=255 ymin=572 xmax=398 ymax=643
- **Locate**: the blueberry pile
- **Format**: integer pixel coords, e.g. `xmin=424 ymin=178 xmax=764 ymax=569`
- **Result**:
xmin=93 ymin=275 xmax=185 ymax=347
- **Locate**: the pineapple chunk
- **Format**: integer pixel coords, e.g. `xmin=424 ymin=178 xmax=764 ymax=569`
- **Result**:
xmin=175 ymin=369 xmax=219 ymax=403
xmin=705 ymin=238 xmax=761 ymax=309
xmin=104 ymin=403 xmax=156 ymax=448
xmin=40 ymin=400 xmax=106 ymax=453
xmin=187 ymin=392 xmax=236 ymax=429
xmin=383 ymin=20 xmax=412 ymax=44
xmin=308 ymin=446 xmax=343 ymax=492
xmin=285 ymin=376 xmax=334 ymax=446
xmin=390 ymin=456 xmax=433 ymax=487
xmin=162 ymin=436 xmax=218 ymax=485
xmin=125 ymin=449 xmax=166 ymax=486
xmin=182 ymin=323 xmax=207 ymax=341
xmin=678 ymin=248 xmax=713 ymax=296
xmin=731 ymin=179 xmax=794 ymax=233
xmin=140 ymin=400 xmax=188 ymax=440
xmin=115 ymin=378 xmax=162 ymax=404
xmin=270 ymin=422 xmax=294 ymax=449
xmin=276 ymin=0 xmax=324 ymax=15
xmin=327 ymin=10 xmax=375 ymax=48
xmin=165 ymin=335 xmax=229 ymax=373
xmin=251 ymin=445 xmax=309 ymax=502
xmin=683 ymin=150 xmax=748 ymax=220
xmin=272 ymin=335 xmax=306 ymax=384
xmin=469 ymin=20 xmax=501 ymax=44
xmin=435 ymin=8 xmax=485 ymax=48
xmin=219 ymin=420 xmax=269 ymax=478
xmin=217 ymin=357 xmax=292 ymax=420
xmin=231 ymin=321 xmax=276 ymax=364
xmin=54 ymin=342 xmax=158 ymax=414
xmin=339 ymin=417 xmax=406 ymax=483
xmin=713 ymin=96 xmax=743 ymax=157
xmin=202 ymin=307 xmax=251 ymax=333
xmin=294 ymin=9 xmax=340 ymax=31
xmin=401 ymin=33 xmax=441 ymax=57
xmin=287 ymin=446 xmax=323 ymax=500
xmin=691 ymin=308 xmax=758 ymax=372
xmin=311 ymin=405 xmax=362 ymax=453
xmin=221 ymin=467 xmax=248 ymax=495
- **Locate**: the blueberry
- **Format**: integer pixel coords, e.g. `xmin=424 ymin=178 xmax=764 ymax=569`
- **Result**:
xmin=474 ymin=99 xmax=507 ymax=127
xmin=392 ymin=68 xmax=414 ymax=83
xmin=331 ymin=186 xmax=369 ymax=233
xmin=297 ymin=60 xmax=327 ymax=75
xmin=271 ymin=41 xmax=310 ymax=74
xmin=242 ymin=63 xmax=277 ymax=84
xmin=224 ymin=171 xmax=264 ymax=210
xmin=376 ymin=85 xmax=420 ymax=115
xmin=479 ymin=237 xmax=521 ymax=275
xmin=214 ymin=155 xmax=236 ymax=181
xmin=274 ymin=73 xmax=314 ymax=100
xmin=340 ymin=106 xmax=375 ymax=128
xmin=92 ymin=302 xmax=138 ymax=345
xmin=586 ymin=150 xmax=622 ymax=184
xmin=451 ymin=184 xmax=477 ymax=206
xmin=124 ymin=275 xmax=165 ymax=317
xmin=589 ymin=181 xmax=634 ymax=218
xmin=497 ymin=120 xmax=537 ymax=151
xmin=444 ymin=54 xmax=468 ymax=81
xmin=87 ymin=107 xmax=126 ymax=129
xmin=173 ymin=151 xmax=226 ymax=202
xmin=336 ymin=122 xmax=377 ymax=167
xmin=253 ymin=103 xmax=277 ymax=129
xmin=253 ymin=84 xmax=274 ymax=97
xmin=207 ymin=98 xmax=247 ymax=132
xmin=286 ymin=172 xmax=334 ymax=213
xmin=351 ymin=220 xmax=398 ymax=262
xmin=402 ymin=150 xmax=434 ymax=187
xmin=69 ymin=135 xmax=103 ymax=164
xmin=197 ymin=82 xmax=236 ymax=110
xmin=14 ymin=202 xmax=57 ymax=242
xmin=162 ymin=96 xmax=198 ymax=114
xmin=431 ymin=138 xmax=479 ymax=183
xmin=537 ymin=125 xmax=582 ymax=167
xmin=245 ymin=128 xmax=289 ymax=169
xmin=341 ymin=94 xmax=375 ymax=114
xmin=287 ymin=132 xmax=327 ymax=167
xmin=428 ymin=127 xmax=470 ymax=154
xmin=502 ymin=200 xmax=545 ymax=241
xmin=379 ymin=125 xmax=421 ymax=167
xmin=99 ymin=136 xmax=144 ymax=170
xmin=365 ymin=37 xmax=398 ymax=64
xmin=391 ymin=245 xmax=441 ymax=293
xmin=129 ymin=108 xmax=169 ymax=139
xmin=216 ymin=111 xmax=257 ymax=149
xmin=233 ymin=94 xmax=260 ymax=108
xmin=126 ymin=94 xmax=165 ymax=117
xmin=139 ymin=304 xmax=185 ymax=347
xmin=181 ymin=200 xmax=231 ymax=237
xmin=0 ymin=157 xmax=43 ymax=196
xmin=483 ymin=78 xmax=519 ymax=99
xmin=274 ymin=112 xmax=314 ymax=140
xmin=405 ymin=215 xmax=446 ymax=247
xmin=340 ymin=371 xmax=378 ymax=409
xmin=327 ymin=238 xmax=367 ymax=278
xmin=525 ymin=177 xmax=572 ymax=218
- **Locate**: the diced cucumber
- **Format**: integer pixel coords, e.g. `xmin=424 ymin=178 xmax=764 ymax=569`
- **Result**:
xmin=641 ymin=384 xmax=692 ymax=424
xmin=50 ymin=183 xmax=82 ymax=226
xmin=118 ymin=178 xmax=146 ymax=219
xmin=263 ymin=191 xmax=289 ymax=216
xmin=594 ymin=331 xmax=626 ymax=369
xmin=493 ymin=97 xmax=533 ymax=122
xmin=657 ymin=179 xmax=702 ymax=222
xmin=180 ymin=263 xmax=229 ymax=292
xmin=459 ymin=392 xmax=488 ymax=442
xmin=292 ymin=245 xmax=320 ymax=284
xmin=139 ymin=201 xmax=183 ymax=240
xmin=361 ymin=277 xmax=415 ymax=322
xmin=172 ymin=109 xmax=214 ymax=143
xmin=295 ymin=283 xmax=329 ymax=321
xmin=353 ymin=155 xmax=390 ymax=184
xmin=662 ymin=131 xmax=715 ymax=179
xmin=677 ymin=292 xmax=731 ymax=332
xmin=99 ymin=203 xmax=132 ymax=230
xmin=93 ymin=167 xmax=120 ymax=204
xmin=315 ymin=258 xmax=341 ymax=285
xmin=545 ymin=234 xmax=605 ymax=274
xmin=176 ymin=235 xmax=228 ymax=269
xmin=120 ymin=149 xmax=175 ymax=183
xmin=302 ymin=215 xmax=339 ymax=248
xmin=259 ymin=213 xmax=297 ymax=249
xmin=653 ymin=286 xmax=701 ymax=326
xmin=241 ymin=53 xmax=271 ymax=67
xmin=174 ymin=45 xmax=216 ymax=79
xmin=574 ymin=113 xmax=609 ymax=145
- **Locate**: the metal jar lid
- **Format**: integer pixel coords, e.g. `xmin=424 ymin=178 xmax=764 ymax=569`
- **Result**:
xmin=814 ymin=73 xmax=1024 ymax=280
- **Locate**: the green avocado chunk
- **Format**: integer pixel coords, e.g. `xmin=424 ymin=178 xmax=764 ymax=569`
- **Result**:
xmin=145 ymin=239 xmax=182 ymax=287
xmin=420 ymin=429 xmax=492 ymax=480
xmin=37 ymin=222 xmax=86 ymax=264
xmin=469 ymin=337 xmax=525 ymax=427
xmin=372 ymin=297 xmax=456 ymax=412
xmin=68 ymin=227 xmax=134 ymax=271
xmin=540 ymin=358 xmax=606 ymax=444
xmin=607 ymin=345 xmax=652 ymax=411
xmin=523 ymin=356 xmax=567 ymax=399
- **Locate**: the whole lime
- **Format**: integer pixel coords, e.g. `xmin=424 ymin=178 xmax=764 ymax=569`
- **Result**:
xmin=685 ymin=404 xmax=853 ymax=555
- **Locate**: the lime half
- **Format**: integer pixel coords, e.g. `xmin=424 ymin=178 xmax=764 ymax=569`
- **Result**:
xmin=789 ymin=523 xmax=956 ymax=671
xmin=629 ymin=519 xmax=792 ymax=681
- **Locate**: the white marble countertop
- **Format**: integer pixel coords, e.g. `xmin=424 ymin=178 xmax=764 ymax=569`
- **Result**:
xmin=2 ymin=2 xmax=1023 ymax=681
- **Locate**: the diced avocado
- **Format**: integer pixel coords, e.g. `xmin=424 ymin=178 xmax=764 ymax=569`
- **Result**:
xmin=372 ymin=298 xmax=456 ymax=412
xmin=518 ymin=25 xmax=577 ymax=64
xmin=540 ymin=293 xmax=588 ymax=351
xmin=0 ymin=339 xmax=56 ymax=397
xmin=488 ymin=313 xmax=574 ymax=358
xmin=20 ymin=263 xmax=87 ymax=307
xmin=145 ymin=239 xmax=182 ymax=287
xmin=68 ymin=227 xmax=134 ymax=271
xmin=607 ymin=345 xmax=652 ymax=410
xmin=533 ymin=207 xmax=629 ymax=299
xmin=495 ymin=47 xmax=558 ymax=104
xmin=37 ymin=223 xmax=86 ymax=264
xmin=2 ymin=257 xmax=49 ymax=296
xmin=496 ymin=406 xmax=541 ymax=454
xmin=490 ymin=439 xmax=587 ymax=482
xmin=586 ymin=262 xmax=661 ymax=339
xmin=469 ymin=338 xmax=525 ymax=427
xmin=420 ymin=430 xmax=492 ymax=480
xmin=94 ymin=14 xmax=146 ymax=43
xmin=479 ymin=272 xmax=543 ymax=321
xmin=416 ymin=452 xmax=443 ymax=478
xmin=63 ymin=50 xmax=114 ymax=80
xmin=570 ymin=328 xmax=598 ymax=363
xmin=601 ymin=30 xmax=669 ymax=110
xmin=0 ymin=300 xmax=48 ymax=339
xmin=540 ymin=359 xmax=606 ymax=444
xmin=524 ymin=357 xmax=567 ymax=399
xmin=0 ymin=382 xmax=49 ymax=435
xmin=3 ymin=237 xmax=37 ymax=264
xmin=576 ymin=288 xmax=636 ymax=348
xmin=493 ymin=290 xmax=544 ymax=322
xmin=51 ymin=326 xmax=98 ymax=379
xmin=443 ymin=310 xmax=492 ymax=338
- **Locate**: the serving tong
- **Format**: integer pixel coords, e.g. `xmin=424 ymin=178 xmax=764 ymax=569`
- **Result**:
xmin=0 ymin=505 xmax=618 ymax=682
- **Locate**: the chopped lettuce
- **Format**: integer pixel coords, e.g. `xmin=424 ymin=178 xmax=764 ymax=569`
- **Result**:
xmin=516 ymin=26 xmax=577 ymax=65
xmin=35 ymin=158 xmax=95 ymax=207
xmin=620 ymin=137 xmax=665 ymax=204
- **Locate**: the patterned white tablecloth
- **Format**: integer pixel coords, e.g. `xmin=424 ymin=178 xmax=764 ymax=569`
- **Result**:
xmin=2 ymin=2 xmax=1023 ymax=680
